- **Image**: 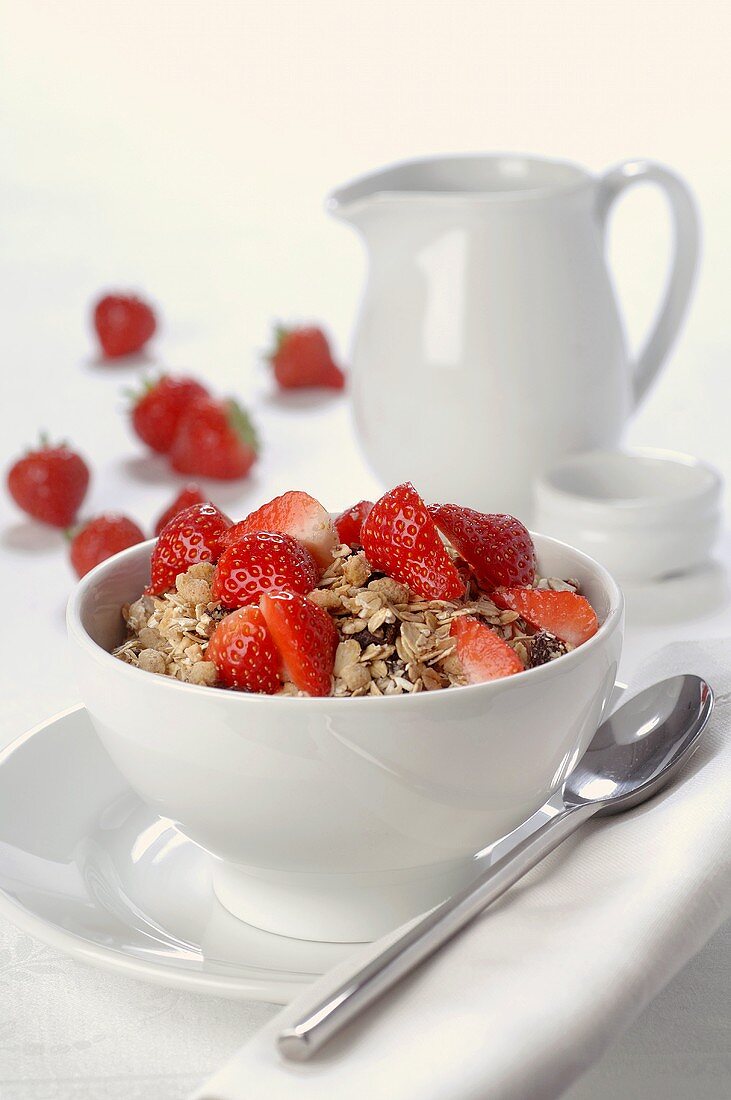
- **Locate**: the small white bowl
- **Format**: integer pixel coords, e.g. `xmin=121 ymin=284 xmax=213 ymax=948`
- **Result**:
xmin=535 ymin=449 xmax=723 ymax=583
xmin=67 ymin=535 xmax=623 ymax=943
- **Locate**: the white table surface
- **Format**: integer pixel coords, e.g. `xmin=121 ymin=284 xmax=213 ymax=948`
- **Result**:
xmin=2 ymin=2 xmax=730 ymax=1094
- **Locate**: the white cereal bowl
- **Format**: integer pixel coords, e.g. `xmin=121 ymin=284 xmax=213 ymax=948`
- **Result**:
xmin=67 ymin=535 xmax=623 ymax=943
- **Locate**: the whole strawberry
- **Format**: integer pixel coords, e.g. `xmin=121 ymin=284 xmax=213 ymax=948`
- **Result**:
xmin=70 ymin=514 xmax=145 ymax=578
xmin=170 ymin=397 xmax=259 ymax=480
xmin=361 ymin=482 xmax=465 ymax=601
xmin=93 ymin=293 xmax=157 ymax=358
xmin=268 ymin=325 xmax=345 ymax=390
xmin=131 ymin=376 xmax=209 ymax=454
xmin=7 ymin=440 xmax=90 ymax=528
xmin=154 ymin=484 xmax=208 ymax=536
xmin=207 ymin=606 xmax=282 ymax=693
xmin=148 ymin=502 xmax=232 ymax=594
xmin=212 ymin=531 xmax=319 ymax=609
xmin=429 ymin=505 xmax=536 ymax=590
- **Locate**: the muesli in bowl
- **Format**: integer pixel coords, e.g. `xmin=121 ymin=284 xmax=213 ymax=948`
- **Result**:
xmin=113 ymin=481 xmax=599 ymax=698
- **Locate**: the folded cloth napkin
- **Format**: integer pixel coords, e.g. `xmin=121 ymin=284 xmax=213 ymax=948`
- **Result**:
xmin=192 ymin=641 xmax=731 ymax=1100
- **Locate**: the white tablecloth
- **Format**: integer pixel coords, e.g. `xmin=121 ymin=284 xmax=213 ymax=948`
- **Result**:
xmin=0 ymin=917 xmax=726 ymax=1100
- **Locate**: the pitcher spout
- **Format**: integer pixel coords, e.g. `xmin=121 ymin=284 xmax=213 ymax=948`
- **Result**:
xmin=326 ymin=170 xmax=389 ymax=227
xmin=326 ymin=157 xmax=441 ymax=226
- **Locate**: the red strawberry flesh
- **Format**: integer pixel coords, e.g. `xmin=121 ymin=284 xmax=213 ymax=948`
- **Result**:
xmin=450 ymin=616 xmax=524 ymax=682
xmin=493 ymin=587 xmax=599 ymax=647
xmin=361 ymin=482 xmax=464 ymax=601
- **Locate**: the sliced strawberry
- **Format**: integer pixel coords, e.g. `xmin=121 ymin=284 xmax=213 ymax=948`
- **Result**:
xmin=334 ymin=499 xmax=374 ymax=547
xmin=493 ymin=587 xmax=599 ymax=647
xmin=223 ymin=491 xmax=338 ymax=572
xmin=450 ymin=616 xmax=523 ymax=683
xmin=212 ymin=531 xmax=319 ymax=609
xmin=207 ymin=606 xmax=282 ymax=693
xmin=259 ymin=590 xmax=338 ymax=697
xmin=148 ymin=503 xmax=232 ymax=594
xmin=429 ymin=505 xmax=535 ymax=590
xmin=360 ymin=482 xmax=464 ymax=601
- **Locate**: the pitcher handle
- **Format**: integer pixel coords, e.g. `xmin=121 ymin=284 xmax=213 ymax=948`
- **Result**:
xmin=596 ymin=160 xmax=700 ymax=407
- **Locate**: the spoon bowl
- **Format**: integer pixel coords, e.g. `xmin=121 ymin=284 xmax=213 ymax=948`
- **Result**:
xmin=565 ymin=674 xmax=713 ymax=815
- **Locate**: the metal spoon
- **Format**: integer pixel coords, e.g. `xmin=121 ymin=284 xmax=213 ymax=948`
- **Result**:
xmin=278 ymin=674 xmax=713 ymax=1062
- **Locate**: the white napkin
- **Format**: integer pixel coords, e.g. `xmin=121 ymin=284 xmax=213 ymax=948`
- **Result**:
xmin=192 ymin=641 xmax=731 ymax=1100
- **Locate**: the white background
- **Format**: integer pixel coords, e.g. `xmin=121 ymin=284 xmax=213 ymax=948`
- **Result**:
xmin=1 ymin=1 xmax=730 ymax=1097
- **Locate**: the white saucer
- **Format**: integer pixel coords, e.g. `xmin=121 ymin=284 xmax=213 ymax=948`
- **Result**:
xmin=0 ymin=706 xmax=354 ymax=1003
xmin=0 ymin=691 xmax=624 ymax=1002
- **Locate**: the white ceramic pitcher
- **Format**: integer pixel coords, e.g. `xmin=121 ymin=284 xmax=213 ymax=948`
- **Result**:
xmin=329 ymin=155 xmax=699 ymax=516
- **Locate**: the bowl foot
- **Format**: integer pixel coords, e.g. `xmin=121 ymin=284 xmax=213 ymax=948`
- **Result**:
xmin=212 ymin=858 xmax=478 ymax=943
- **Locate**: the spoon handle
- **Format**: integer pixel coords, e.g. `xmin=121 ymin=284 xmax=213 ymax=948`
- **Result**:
xmin=277 ymin=801 xmax=598 ymax=1062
